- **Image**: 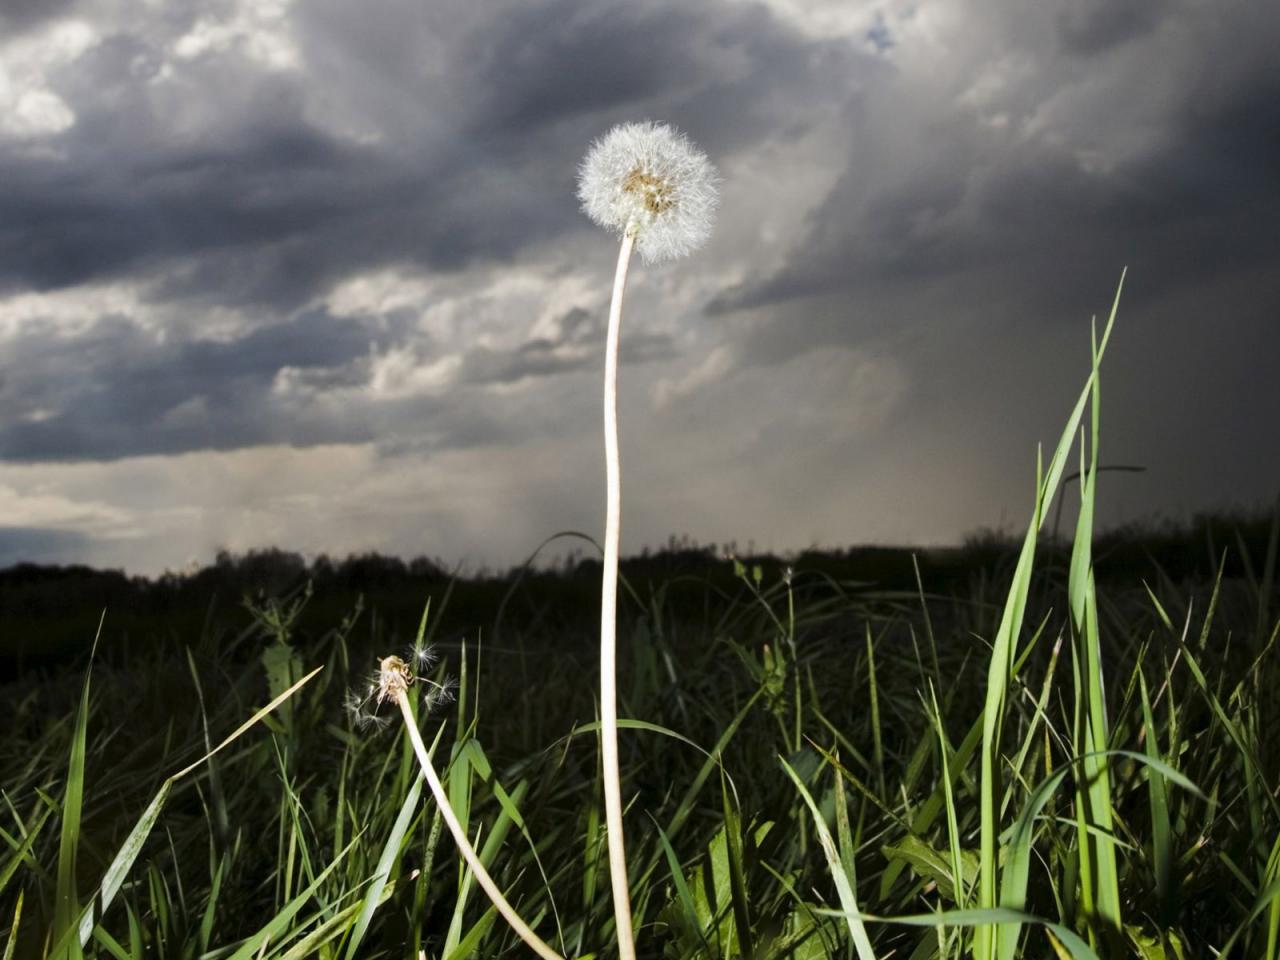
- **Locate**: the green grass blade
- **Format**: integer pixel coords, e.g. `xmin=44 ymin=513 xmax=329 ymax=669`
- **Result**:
xmin=443 ymin=904 xmax=499 ymax=960
xmin=3 ymin=889 xmax=21 ymax=960
xmin=780 ymin=757 xmax=877 ymax=960
xmin=930 ymin=685 xmax=967 ymax=909
xmin=835 ymin=907 xmax=1098 ymax=960
xmin=45 ymin=666 xmax=324 ymax=958
xmin=652 ymin=818 xmax=716 ymax=957
xmin=721 ymin=768 xmax=755 ymax=959
xmin=52 ymin=616 xmax=103 ymax=960
xmin=0 ymin=804 xmax=53 ymax=898
xmin=343 ymin=767 xmax=425 ymax=959
xmin=866 ymin=624 xmax=885 ymax=798
xmin=977 ymin=277 xmax=1121 ymax=960
xmin=224 ymin=835 xmax=360 ymax=960
xmin=1139 ymin=670 xmax=1174 ymax=925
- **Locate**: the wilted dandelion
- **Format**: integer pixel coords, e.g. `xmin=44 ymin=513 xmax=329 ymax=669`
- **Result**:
xmin=577 ymin=120 xmax=719 ymax=960
xmin=343 ymin=644 xmax=454 ymax=731
xmin=373 ymin=649 xmax=565 ymax=960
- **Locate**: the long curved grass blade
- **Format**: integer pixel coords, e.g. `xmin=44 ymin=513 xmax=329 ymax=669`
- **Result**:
xmin=977 ymin=277 xmax=1121 ymax=960
xmin=51 ymin=616 xmax=103 ymax=960
xmin=780 ymin=757 xmax=877 ymax=960
xmin=651 ymin=818 xmax=716 ymax=957
xmin=1066 ymin=310 xmax=1121 ymax=937
xmin=342 ymin=765 xmax=426 ymax=959
xmin=44 ymin=666 xmax=324 ymax=958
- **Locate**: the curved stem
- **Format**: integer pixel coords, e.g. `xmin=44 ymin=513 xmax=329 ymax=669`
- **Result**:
xmin=600 ymin=228 xmax=637 ymax=960
xmin=393 ymin=692 xmax=566 ymax=960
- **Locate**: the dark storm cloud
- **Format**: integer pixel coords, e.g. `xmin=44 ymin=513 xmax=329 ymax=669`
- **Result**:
xmin=0 ymin=0 xmax=843 ymax=464
xmin=0 ymin=309 xmax=390 ymax=460
xmin=1056 ymin=0 xmax=1166 ymax=56
xmin=448 ymin=0 xmax=843 ymax=151
xmin=711 ymin=16 xmax=1280 ymax=351
xmin=0 ymin=0 xmax=836 ymax=312
xmin=3 ymin=0 xmax=1278 ymax=575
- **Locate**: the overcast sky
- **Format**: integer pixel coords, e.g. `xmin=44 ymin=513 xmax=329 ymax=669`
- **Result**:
xmin=1 ymin=0 xmax=1277 ymax=575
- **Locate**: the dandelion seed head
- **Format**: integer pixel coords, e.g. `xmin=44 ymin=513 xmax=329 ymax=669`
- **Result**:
xmin=578 ymin=121 xmax=719 ymax=264
xmin=377 ymin=654 xmax=414 ymax=705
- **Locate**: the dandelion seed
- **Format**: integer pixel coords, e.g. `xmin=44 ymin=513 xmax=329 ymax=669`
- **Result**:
xmin=343 ymin=685 xmax=385 ymax=731
xmin=578 ymin=121 xmax=719 ymax=264
xmin=412 ymin=641 xmax=439 ymax=670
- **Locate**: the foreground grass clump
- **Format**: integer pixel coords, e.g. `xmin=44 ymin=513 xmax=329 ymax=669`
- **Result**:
xmin=4 ymin=300 xmax=1280 ymax=957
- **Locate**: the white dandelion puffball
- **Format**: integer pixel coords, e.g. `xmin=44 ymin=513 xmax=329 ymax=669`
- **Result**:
xmin=577 ymin=121 xmax=719 ymax=264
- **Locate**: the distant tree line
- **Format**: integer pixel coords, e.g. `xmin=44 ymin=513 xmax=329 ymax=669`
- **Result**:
xmin=3 ymin=508 xmax=1277 ymax=619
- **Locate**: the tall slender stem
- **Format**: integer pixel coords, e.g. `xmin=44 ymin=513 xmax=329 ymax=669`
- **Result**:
xmin=600 ymin=227 xmax=637 ymax=960
xmin=393 ymin=692 xmax=565 ymax=960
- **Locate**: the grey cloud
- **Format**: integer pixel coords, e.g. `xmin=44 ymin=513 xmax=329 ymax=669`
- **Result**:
xmin=1057 ymin=0 xmax=1167 ymax=56
xmin=0 ymin=0 xmax=838 ymax=314
xmin=0 ymin=0 xmax=78 ymax=34
xmin=457 ymin=306 xmax=675 ymax=385
xmin=712 ymin=17 xmax=1280 ymax=342
xmin=0 ymin=297 xmax=647 ymax=462
xmin=0 ymin=527 xmax=90 ymax=567
xmin=1 ymin=0 xmax=1277 ymax=573
xmin=0 ymin=309 xmax=391 ymax=460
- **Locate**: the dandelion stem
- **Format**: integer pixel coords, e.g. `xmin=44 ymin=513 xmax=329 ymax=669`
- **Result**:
xmin=391 ymin=689 xmax=566 ymax=960
xmin=600 ymin=226 xmax=638 ymax=960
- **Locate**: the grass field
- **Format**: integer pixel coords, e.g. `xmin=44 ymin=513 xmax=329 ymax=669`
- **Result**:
xmin=4 ymin=314 xmax=1280 ymax=958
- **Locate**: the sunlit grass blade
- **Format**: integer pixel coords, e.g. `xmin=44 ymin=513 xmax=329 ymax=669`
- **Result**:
xmin=652 ymin=818 xmax=716 ymax=957
xmin=977 ymin=273 xmax=1121 ymax=960
xmin=51 ymin=616 xmax=103 ymax=960
xmin=1067 ymin=310 xmax=1121 ymax=939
